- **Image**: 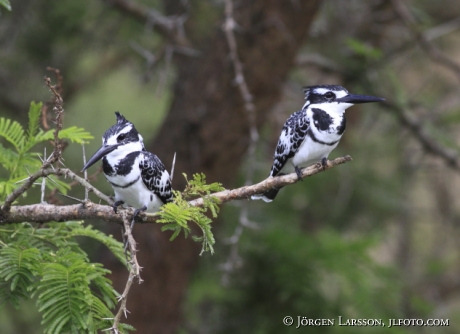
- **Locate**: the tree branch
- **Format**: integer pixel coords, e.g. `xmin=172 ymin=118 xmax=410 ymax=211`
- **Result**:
xmin=44 ymin=72 xmax=65 ymax=167
xmin=104 ymin=0 xmax=190 ymax=47
xmin=391 ymin=0 xmax=460 ymax=83
xmin=189 ymin=156 xmax=352 ymax=206
xmin=381 ymin=101 xmax=460 ymax=170
xmin=109 ymin=211 xmax=143 ymax=334
xmin=0 ymin=156 xmax=352 ymax=225
xmin=1 ymin=168 xmax=113 ymax=214
xmin=221 ymin=0 xmax=259 ymax=282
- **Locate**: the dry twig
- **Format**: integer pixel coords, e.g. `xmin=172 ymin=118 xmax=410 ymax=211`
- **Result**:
xmin=106 ymin=0 xmax=190 ymax=47
xmin=109 ymin=211 xmax=143 ymax=333
xmin=44 ymin=73 xmax=65 ymax=167
xmin=391 ymin=0 xmax=460 ymax=82
xmin=381 ymin=101 xmax=460 ymax=170
xmin=221 ymin=0 xmax=260 ymax=282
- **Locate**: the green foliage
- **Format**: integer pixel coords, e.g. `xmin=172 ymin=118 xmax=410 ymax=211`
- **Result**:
xmin=0 ymin=0 xmax=11 ymax=11
xmin=346 ymin=38 xmax=382 ymax=61
xmin=0 ymin=222 xmax=130 ymax=333
xmin=0 ymin=101 xmax=93 ymax=201
xmin=157 ymin=173 xmax=224 ymax=255
xmin=0 ymin=100 xmax=223 ymax=332
xmin=34 ymin=250 xmax=113 ymax=333
xmin=0 ymin=102 xmax=132 ymax=332
xmin=69 ymin=224 xmax=127 ymax=265
xmin=187 ymin=228 xmax=406 ymax=334
xmin=0 ymin=246 xmax=40 ymax=309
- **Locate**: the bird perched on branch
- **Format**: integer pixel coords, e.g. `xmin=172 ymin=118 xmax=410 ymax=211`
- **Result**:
xmin=252 ymin=85 xmax=384 ymax=202
xmin=82 ymin=112 xmax=173 ymax=218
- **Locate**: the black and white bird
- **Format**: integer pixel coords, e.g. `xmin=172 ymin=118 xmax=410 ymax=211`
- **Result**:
xmin=82 ymin=112 xmax=173 ymax=217
xmin=252 ymin=85 xmax=384 ymax=202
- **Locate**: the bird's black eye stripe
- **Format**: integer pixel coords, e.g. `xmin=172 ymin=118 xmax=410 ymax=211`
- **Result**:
xmin=117 ymin=133 xmax=127 ymax=141
xmin=325 ymin=91 xmax=335 ymax=100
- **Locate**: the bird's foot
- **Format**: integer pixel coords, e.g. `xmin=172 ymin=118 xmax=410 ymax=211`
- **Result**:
xmin=131 ymin=205 xmax=147 ymax=229
xmin=321 ymin=157 xmax=328 ymax=171
xmin=113 ymin=200 xmax=124 ymax=214
xmin=316 ymin=158 xmax=328 ymax=171
xmin=294 ymin=166 xmax=303 ymax=181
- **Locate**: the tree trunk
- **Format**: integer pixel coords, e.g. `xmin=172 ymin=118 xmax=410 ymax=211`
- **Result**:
xmin=110 ymin=1 xmax=322 ymax=333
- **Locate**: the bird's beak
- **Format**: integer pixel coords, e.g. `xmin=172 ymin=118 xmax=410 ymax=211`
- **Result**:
xmin=81 ymin=144 xmax=119 ymax=172
xmin=336 ymin=93 xmax=385 ymax=104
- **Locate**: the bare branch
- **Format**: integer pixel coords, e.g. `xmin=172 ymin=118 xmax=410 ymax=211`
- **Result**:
xmin=222 ymin=0 xmax=260 ymax=283
xmin=189 ymin=156 xmax=352 ymax=207
xmin=44 ymin=72 xmax=65 ymax=167
xmin=3 ymin=203 xmax=120 ymax=225
xmin=223 ymin=0 xmax=257 ymax=134
xmin=391 ymin=0 xmax=460 ymax=82
xmin=1 ymin=167 xmax=113 ymax=213
xmin=0 ymin=156 xmax=352 ymax=225
xmin=110 ymin=211 xmax=143 ymax=333
xmin=82 ymin=144 xmax=89 ymax=201
xmin=170 ymin=152 xmax=176 ymax=182
xmin=381 ymin=101 xmax=460 ymax=170
xmin=105 ymin=0 xmax=190 ymax=47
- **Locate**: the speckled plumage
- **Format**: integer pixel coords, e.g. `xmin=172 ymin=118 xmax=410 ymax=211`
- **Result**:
xmin=83 ymin=112 xmax=173 ymax=213
xmin=252 ymin=85 xmax=384 ymax=202
xmin=269 ymin=109 xmax=310 ymax=177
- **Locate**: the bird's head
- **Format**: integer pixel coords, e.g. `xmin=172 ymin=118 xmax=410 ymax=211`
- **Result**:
xmin=82 ymin=112 xmax=144 ymax=172
xmin=303 ymin=85 xmax=385 ymax=113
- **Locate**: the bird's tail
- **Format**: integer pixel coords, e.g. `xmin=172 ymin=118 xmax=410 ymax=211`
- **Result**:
xmin=251 ymin=188 xmax=281 ymax=202
xmin=251 ymin=172 xmax=285 ymax=202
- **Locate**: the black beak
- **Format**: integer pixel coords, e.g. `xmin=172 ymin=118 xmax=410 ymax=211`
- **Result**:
xmin=81 ymin=144 xmax=118 ymax=172
xmin=336 ymin=93 xmax=385 ymax=104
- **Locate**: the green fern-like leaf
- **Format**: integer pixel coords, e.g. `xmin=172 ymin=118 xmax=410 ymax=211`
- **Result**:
xmin=0 ymin=101 xmax=94 ymax=201
xmin=38 ymin=126 xmax=93 ymax=145
xmin=27 ymin=101 xmax=42 ymax=142
xmin=0 ymin=223 xmax=127 ymax=332
xmin=157 ymin=173 xmax=223 ymax=255
xmin=34 ymin=249 xmax=113 ymax=333
xmin=0 ymin=143 xmax=19 ymax=172
xmin=183 ymin=172 xmax=224 ymax=197
xmin=70 ymin=225 xmax=126 ymax=266
xmin=0 ymin=246 xmax=41 ymax=308
xmin=0 ymin=117 xmax=25 ymax=152
xmin=58 ymin=126 xmax=94 ymax=144
xmin=158 ymin=192 xmax=194 ymax=229
xmin=0 ymin=180 xmax=18 ymax=201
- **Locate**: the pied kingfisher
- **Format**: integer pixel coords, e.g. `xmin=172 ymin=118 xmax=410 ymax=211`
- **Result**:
xmin=252 ymin=85 xmax=384 ymax=202
xmin=82 ymin=112 xmax=173 ymax=217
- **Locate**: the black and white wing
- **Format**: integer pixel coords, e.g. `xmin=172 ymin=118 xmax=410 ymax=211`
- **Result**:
xmin=139 ymin=152 xmax=173 ymax=204
xmin=269 ymin=109 xmax=309 ymax=177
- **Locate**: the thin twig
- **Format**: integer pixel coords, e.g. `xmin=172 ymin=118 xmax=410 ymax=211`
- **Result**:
xmin=106 ymin=0 xmax=190 ymax=47
xmin=44 ymin=73 xmax=65 ymax=167
xmin=1 ymin=167 xmax=113 ymax=213
xmin=391 ymin=0 xmax=460 ymax=83
xmin=221 ymin=0 xmax=259 ymax=283
xmin=82 ymin=144 xmax=89 ymax=201
xmin=110 ymin=211 xmax=143 ymax=333
xmin=40 ymin=148 xmax=47 ymax=204
xmin=170 ymin=152 xmax=176 ymax=182
xmin=381 ymin=101 xmax=460 ymax=170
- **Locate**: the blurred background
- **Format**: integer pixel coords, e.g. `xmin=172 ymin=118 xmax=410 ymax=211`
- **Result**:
xmin=1 ymin=0 xmax=460 ymax=333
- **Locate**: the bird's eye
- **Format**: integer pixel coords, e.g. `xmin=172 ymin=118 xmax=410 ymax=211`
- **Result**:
xmin=325 ymin=92 xmax=335 ymax=100
xmin=117 ymin=133 xmax=127 ymax=141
